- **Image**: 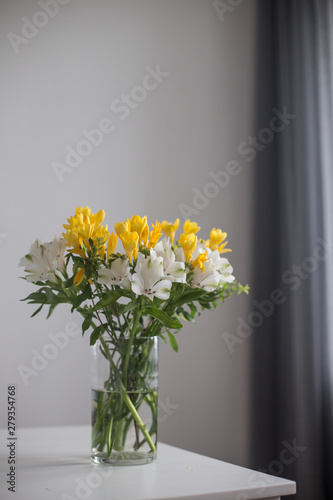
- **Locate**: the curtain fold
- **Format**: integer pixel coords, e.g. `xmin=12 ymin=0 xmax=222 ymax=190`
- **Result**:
xmin=251 ymin=1 xmax=333 ymax=499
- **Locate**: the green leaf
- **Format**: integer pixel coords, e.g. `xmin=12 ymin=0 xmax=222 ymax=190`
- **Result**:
xmin=46 ymin=304 xmax=57 ymax=319
xmin=71 ymin=284 xmax=91 ymax=311
xmin=65 ymin=275 xmax=75 ymax=288
xmin=238 ymin=283 xmax=250 ymax=295
xmin=26 ymin=296 xmax=47 ymax=305
xmin=167 ymin=330 xmax=179 ymax=352
xmin=92 ymin=292 xmax=120 ymax=311
xmin=82 ymin=314 xmax=93 ymax=335
xmin=142 ymin=307 xmax=183 ymax=330
xmin=171 ymin=288 xmax=208 ymax=308
xmin=90 ymin=325 xmax=104 ymax=346
xmin=44 ymin=289 xmax=60 ymax=304
xmin=30 ymin=303 xmax=45 ymax=317
xmin=188 ymin=302 xmax=197 ymax=319
xmin=21 ymin=290 xmax=46 ymax=302
xmin=159 ymin=334 xmax=167 ymax=344
xmin=22 ymin=286 xmax=57 ymax=303
xmin=178 ymin=310 xmax=196 ymax=323
xmin=118 ymin=301 xmax=137 ymax=315
xmin=84 ymin=266 xmax=92 ymax=280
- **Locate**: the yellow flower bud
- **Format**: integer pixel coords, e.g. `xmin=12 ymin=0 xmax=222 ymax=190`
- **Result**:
xmin=179 ymin=233 xmax=197 ymax=261
xmin=141 ymin=221 xmax=149 ymax=246
xmin=130 ymin=215 xmax=149 ymax=246
xmin=218 ymin=241 xmax=232 ymax=254
xmin=115 ymin=220 xmax=131 ymax=237
xmin=162 ymin=218 xmax=180 ymax=245
xmin=90 ymin=209 xmax=105 ymax=227
xmin=207 ymin=228 xmax=231 ymax=253
xmin=148 ymin=221 xmax=162 ymax=249
xmin=107 ymin=233 xmax=118 ymax=261
xmin=184 ymin=219 xmax=200 ymax=235
xmin=62 ymin=206 xmax=108 ymax=259
xmin=74 ymin=268 xmax=85 ymax=286
xmin=191 ymin=251 xmax=208 ymax=272
xmin=120 ymin=231 xmax=139 ymax=261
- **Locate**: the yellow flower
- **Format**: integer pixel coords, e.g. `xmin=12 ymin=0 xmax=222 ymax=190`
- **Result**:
xmin=218 ymin=240 xmax=232 ymax=253
xmin=74 ymin=268 xmax=85 ymax=286
xmin=94 ymin=224 xmax=110 ymax=259
xmin=148 ymin=221 xmax=162 ymax=249
xmin=206 ymin=228 xmax=232 ymax=253
xmin=130 ymin=215 xmax=149 ymax=246
xmin=191 ymin=251 xmax=208 ymax=272
xmin=141 ymin=221 xmax=149 ymax=247
xmin=179 ymin=233 xmax=197 ymax=261
xmin=106 ymin=233 xmax=118 ymax=261
xmin=184 ymin=219 xmax=200 ymax=235
xmin=162 ymin=218 xmax=180 ymax=245
xmin=91 ymin=210 xmax=105 ymax=227
xmin=120 ymin=231 xmax=139 ymax=261
xmin=114 ymin=220 xmax=131 ymax=237
xmin=62 ymin=229 xmax=85 ymax=258
xmin=63 ymin=206 xmax=109 ymax=258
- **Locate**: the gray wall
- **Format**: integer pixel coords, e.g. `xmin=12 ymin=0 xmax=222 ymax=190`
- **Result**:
xmin=0 ymin=0 xmax=256 ymax=467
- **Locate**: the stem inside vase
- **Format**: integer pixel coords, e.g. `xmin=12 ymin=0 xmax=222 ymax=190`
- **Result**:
xmin=91 ymin=334 xmax=158 ymax=465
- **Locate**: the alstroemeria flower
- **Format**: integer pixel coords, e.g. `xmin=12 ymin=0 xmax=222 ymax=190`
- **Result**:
xmin=131 ymin=256 xmax=172 ymax=301
xmin=19 ymin=236 xmax=66 ymax=283
xmin=151 ymin=239 xmax=186 ymax=283
xmin=43 ymin=236 xmax=67 ymax=273
xmin=174 ymin=245 xmax=185 ymax=263
xmin=191 ymin=259 xmax=220 ymax=291
xmin=210 ymin=250 xmax=235 ymax=284
xmin=98 ymin=257 xmax=130 ymax=286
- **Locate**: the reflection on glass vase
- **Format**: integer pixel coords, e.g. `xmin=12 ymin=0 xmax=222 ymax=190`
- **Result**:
xmin=91 ymin=334 xmax=158 ymax=466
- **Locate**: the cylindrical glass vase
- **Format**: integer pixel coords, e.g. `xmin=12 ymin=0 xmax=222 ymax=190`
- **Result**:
xmin=91 ymin=334 xmax=158 ymax=466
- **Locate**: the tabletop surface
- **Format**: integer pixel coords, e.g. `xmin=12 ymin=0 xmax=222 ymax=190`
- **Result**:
xmin=0 ymin=425 xmax=296 ymax=500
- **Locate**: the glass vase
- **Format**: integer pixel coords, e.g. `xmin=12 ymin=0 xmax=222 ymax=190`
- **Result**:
xmin=90 ymin=334 xmax=158 ymax=466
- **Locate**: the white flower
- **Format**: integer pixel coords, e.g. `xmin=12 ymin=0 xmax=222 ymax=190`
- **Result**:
xmin=152 ymin=239 xmax=186 ymax=283
xmin=98 ymin=258 xmax=130 ymax=286
xmin=210 ymin=250 xmax=235 ymax=284
xmin=19 ymin=236 xmax=66 ymax=283
xmin=43 ymin=236 xmax=67 ymax=273
xmin=131 ymin=256 xmax=172 ymax=301
xmin=191 ymin=259 xmax=220 ymax=292
xmin=174 ymin=246 xmax=185 ymax=263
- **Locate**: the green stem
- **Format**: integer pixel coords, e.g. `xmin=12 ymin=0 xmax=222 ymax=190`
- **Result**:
xmin=114 ymin=311 xmax=140 ymax=451
xmin=99 ymin=336 xmax=118 ymax=372
xmin=92 ymin=391 xmax=115 ymax=448
xmin=123 ymin=310 xmax=141 ymax=385
xmin=99 ymin=334 xmax=156 ymax=453
xmin=120 ymin=392 xmax=156 ymax=452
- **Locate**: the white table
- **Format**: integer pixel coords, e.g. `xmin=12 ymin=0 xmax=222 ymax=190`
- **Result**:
xmin=0 ymin=425 xmax=296 ymax=500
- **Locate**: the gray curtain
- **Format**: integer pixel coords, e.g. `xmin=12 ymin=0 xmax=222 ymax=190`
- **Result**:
xmin=251 ymin=1 xmax=333 ymax=499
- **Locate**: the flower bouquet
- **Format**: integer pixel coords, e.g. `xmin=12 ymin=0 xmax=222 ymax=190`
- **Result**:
xmin=20 ymin=207 xmax=248 ymax=465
